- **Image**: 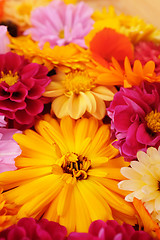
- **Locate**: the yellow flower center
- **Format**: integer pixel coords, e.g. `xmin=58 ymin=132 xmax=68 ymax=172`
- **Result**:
xmin=61 ymin=152 xmax=91 ymax=180
xmin=59 ymin=30 xmax=65 ymax=39
xmin=145 ymin=110 xmax=160 ymax=132
xmin=0 ymin=71 xmax=19 ymax=86
xmin=17 ymin=3 xmax=32 ymax=16
xmin=63 ymin=71 xmax=95 ymax=95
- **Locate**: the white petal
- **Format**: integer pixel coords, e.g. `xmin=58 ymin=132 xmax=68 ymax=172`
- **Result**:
xmin=118 ymin=179 xmax=144 ymax=191
xmin=120 ymin=166 xmax=141 ymax=180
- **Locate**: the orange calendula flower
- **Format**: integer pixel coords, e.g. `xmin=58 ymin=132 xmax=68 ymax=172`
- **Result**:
xmin=97 ymin=57 xmax=160 ymax=88
xmin=89 ymin=28 xmax=134 ymax=67
xmin=9 ymin=36 xmax=90 ymax=71
xmin=0 ymin=188 xmax=17 ymax=231
xmin=0 ymin=116 xmax=137 ymax=233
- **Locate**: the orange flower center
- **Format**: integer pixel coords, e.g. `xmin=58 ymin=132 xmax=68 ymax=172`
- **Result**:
xmin=145 ymin=110 xmax=160 ymax=132
xmin=61 ymin=152 xmax=91 ymax=180
xmin=0 ymin=71 xmax=19 ymax=86
xmin=63 ymin=71 xmax=95 ymax=95
xmin=59 ymin=30 xmax=65 ymax=39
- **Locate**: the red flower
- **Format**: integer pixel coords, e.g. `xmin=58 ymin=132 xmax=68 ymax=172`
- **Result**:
xmin=89 ymin=28 xmax=134 ymax=67
xmin=0 ymin=218 xmax=67 ymax=240
xmin=0 ymin=52 xmax=51 ymax=129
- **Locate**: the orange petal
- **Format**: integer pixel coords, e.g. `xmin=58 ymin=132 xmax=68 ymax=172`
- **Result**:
xmin=133 ymin=198 xmax=160 ymax=237
xmin=90 ymin=28 xmax=134 ymax=66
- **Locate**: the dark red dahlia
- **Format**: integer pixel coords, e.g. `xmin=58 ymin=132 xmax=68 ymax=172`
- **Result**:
xmin=0 ymin=52 xmax=51 ymax=129
xmin=68 ymin=220 xmax=153 ymax=240
xmin=0 ymin=218 xmax=67 ymax=240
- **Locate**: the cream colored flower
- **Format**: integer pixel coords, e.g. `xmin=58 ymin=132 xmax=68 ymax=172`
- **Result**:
xmin=43 ymin=69 xmax=116 ymax=120
xmin=118 ymin=147 xmax=160 ymax=224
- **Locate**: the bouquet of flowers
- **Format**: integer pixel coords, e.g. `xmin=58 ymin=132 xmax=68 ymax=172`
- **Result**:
xmin=1 ymin=0 xmax=160 ymax=239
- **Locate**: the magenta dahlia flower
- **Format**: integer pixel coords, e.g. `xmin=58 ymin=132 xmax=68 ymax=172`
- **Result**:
xmin=107 ymin=81 xmax=160 ymax=161
xmin=0 ymin=52 xmax=51 ymax=129
xmin=0 ymin=218 xmax=67 ymax=240
xmin=0 ymin=26 xmax=10 ymax=54
xmin=68 ymin=220 xmax=153 ymax=240
xmin=134 ymin=41 xmax=160 ymax=75
xmin=24 ymin=0 xmax=94 ymax=48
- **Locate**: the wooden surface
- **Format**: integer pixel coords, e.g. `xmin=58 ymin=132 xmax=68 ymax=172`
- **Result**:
xmin=82 ymin=0 xmax=160 ymax=29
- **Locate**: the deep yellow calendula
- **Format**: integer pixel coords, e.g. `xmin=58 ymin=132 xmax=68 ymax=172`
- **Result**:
xmin=0 ymin=115 xmax=137 ymax=233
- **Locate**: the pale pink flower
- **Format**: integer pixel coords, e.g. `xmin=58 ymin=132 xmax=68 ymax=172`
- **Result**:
xmin=24 ymin=0 xmax=94 ymax=48
xmin=0 ymin=115 xmax=6 ymax=127
xmin=0 ymin=26 xmax=10 ymax=53
xmin=0 ymin=128 xmax=22 ymax=173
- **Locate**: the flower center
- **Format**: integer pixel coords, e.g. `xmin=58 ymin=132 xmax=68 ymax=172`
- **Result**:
xmin=17 ymin=3 xmax=32 ymax=16
xmin=0 ymin=71 xmax=19 ymax=86
xmin=145 ymin=110 xmax=160 ymax=132
xmin=63 ymin=71 xmax=95 ymax=95
xmin=61 ymin=152 xmax=91 ymax=180
xmin=59 ymin=30 xmax=65 ymax=39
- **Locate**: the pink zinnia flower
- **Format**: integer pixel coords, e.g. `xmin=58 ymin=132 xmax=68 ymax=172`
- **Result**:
xmin=0 ymin=52 xmax=51 ymax=129
xmin=107 ymin=81 xmax=160 ymax=161
xmin=0 ymin=218 xmax=67 ymax=240
xmin=0 ymin=25 xmax=10 ymax=53
xmin=24 ymin=0 xmax=94 ymax=48
xmin=134 ymin=41 xmax=160 ymax=75
xmin=68 ymin=220 xmax=153 ymax=240
xmin=0 ymin=128 xmax=21 ymax=173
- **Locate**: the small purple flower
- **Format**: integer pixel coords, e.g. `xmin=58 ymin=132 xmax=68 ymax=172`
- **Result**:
xmin=0 ymin=218 xmax=67 ymax=240
xmin=68 ymin=220 xmax=153 ymax=240
xmin=107 ymin=81 xmax=160 ymax=161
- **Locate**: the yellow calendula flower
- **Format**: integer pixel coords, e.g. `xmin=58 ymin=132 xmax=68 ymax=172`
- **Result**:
xmin=0 ymin=116 xmax=137 ymax=233
xmin=86 ymin=6 xmax=160 ymax=46
xmin=0 ymin=188 xmax=17 ymax=231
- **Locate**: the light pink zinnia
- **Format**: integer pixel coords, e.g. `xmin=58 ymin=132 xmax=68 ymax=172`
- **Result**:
xmin=0 ymin=26 xmax=10 ymax=54
xmin=24 ymin=0 xmax=94 ymax=48
xmin=0 ymin=128 xmax=22 ymax=173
